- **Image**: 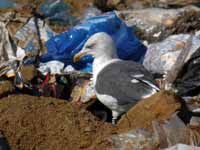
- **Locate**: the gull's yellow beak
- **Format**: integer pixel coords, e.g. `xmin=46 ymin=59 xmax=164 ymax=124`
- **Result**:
xmin=73 ymin=51 xmax=87 ymax=62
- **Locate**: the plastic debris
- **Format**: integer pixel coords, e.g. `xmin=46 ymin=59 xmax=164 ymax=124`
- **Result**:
xmin=43 ymin=11 xmax=147 ymax=72
xmin=15 ymin=17 xmax=54 ymax=56
xmin=163 ymin=144 xmax=200 ymax=150
xmin=82 ymin=6 xmax=102 ymax=20
xmin=111 ymin=129 xmax=159 ymax=150
xmin=0 ymin=61 xmax=18 ymax=78
xmin=190 ymin=117 xmax=200 ymax=126
xmin=174 ymin=46 xmax=200 ymax=96
xmin=39 ymin=0 xmax=79 ymax=26
xmin=143 ymin=34 xmax=200 ymax=75
xmin=0 ymin=21 xmax=17 ymax=64
xmin=38 ymin=61 xmax=65 ymax=75
xmin=118 ymin=6 xmax=200 ymax=43
xmin=0 ymin=2 xmax=199 ymax=150
xmin=71 ymin=79 xmax=96 ymax=104
xmin=153 ymin=114 xmax=200 ymax=148
xmin=0 ymin=0 xmax=17 ymax=9
xmin=63 ymin=65 xmax=75 ymax=73
xmin=94 ymin=0 xmax=200 ymax=10
xmin=0 ymin=18 xmax=28 ymax=77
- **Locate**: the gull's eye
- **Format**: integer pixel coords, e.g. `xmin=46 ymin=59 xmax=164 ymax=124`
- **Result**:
xmin=85 ymin=43 xmax=95 ymax=49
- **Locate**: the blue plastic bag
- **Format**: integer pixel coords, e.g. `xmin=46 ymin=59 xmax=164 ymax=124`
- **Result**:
xmin=41 ymin=11 xmax=147 ymax=72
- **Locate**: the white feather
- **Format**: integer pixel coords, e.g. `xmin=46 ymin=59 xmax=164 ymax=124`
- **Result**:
xmin=131 ymin=79 xmax=139 ymax=83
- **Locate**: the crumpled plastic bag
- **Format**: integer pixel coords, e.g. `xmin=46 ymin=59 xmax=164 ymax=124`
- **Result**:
xmin=71 ymin=79 xmax=95 ymax=104
xmin=163 ymin=144 xmax=200 ymax=150
xmin=0 ymin=22 xmax=17 ymax=64
xmin=111 ymin=129 xmax=159 ymax=150
xmin=143 ymin=34 xmax=200 ymax=75
xmin=174 ymin=46 xmax=200 ymax=96
xmin=118 ymin=6 xmax=200 ymax=43
xmin=0 ymin=21 xmax=25 ymax=77
xmin=39 ymin=0 xmax=79 ymax=26
xmin=153 ymin=114 xmax=200 ymax=149
xmin=42 ymin=11 xmax=147 ymax=72
xmin=15 ymin=17 xmax=54 ymax=56
xmin=82 ymin=6 xmax=102 ymax=20
xmin=38 ymin=61 xmax=65 ymax=75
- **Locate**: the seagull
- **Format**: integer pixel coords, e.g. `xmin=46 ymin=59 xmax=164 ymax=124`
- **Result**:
xmin=74 ymin=32 xmax=159 ymax=124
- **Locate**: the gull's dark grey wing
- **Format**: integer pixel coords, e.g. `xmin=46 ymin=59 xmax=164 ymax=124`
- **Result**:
xmin=95 ymin=60 xmax=159 ymax=105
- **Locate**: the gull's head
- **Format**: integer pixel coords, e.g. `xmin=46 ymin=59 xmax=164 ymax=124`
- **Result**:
xmin=73 ymin=32 xmax=117 ymax=62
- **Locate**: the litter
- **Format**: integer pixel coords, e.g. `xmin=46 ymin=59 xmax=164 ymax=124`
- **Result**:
xmin=38 ymin=61 xmax=65 ymax=75
xmin=43 ymin=11 xmax=147 ymax=72
xmin=118 ymin=6 xmax=200 ymax=43
xmin=82 ymin=6 xmax=102 ymax=20
xmin=111 ymin=129 xmax=159 ymax=150
xmin=0 ymin=1 xmax=199 ymax=150
xmin=173 ymin=46 xmax=200 ymax=96
xmin=163 ymin=144 xmax=200 ymax=150
xmin=0 ymin=21 xmax=17 ymax=64
xmin=190 ymin=117 xmax=200 ymax=126
xmin=153 ymin=114 xmax=200 ymax=148
xmin=184 ymin=96 xmax=200 ymax=113
xmin=70 ymin=79 xmax=95 ymax=104
xmin=0 ymin=0 xmax=17 ymax=9
xmin=143 ymin=34 xmax=200 ymax=75
xmin=15 ymin=17 xmax=54 ymax=56
xmin=39 ymin=0 xmax=79 ymax=27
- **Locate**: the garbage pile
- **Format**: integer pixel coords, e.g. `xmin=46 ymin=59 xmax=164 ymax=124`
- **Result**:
xmin=0 ymin=0 xmax=199 ymax=150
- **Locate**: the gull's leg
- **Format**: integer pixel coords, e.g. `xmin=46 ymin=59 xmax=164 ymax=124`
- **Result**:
xmin=112 ymin=111 xmax=119 ymax=125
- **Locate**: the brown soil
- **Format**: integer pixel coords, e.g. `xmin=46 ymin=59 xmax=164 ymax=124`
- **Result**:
xmin=117 ymin=91 xmax=182 ymax=132
xmin=0 ymin=95 xmax=117 ymax=150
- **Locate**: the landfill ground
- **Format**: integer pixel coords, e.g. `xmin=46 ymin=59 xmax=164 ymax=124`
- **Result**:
xmin=0 ymin=0 xmax=200 ymax=150
xmin=0 ymin=90 xmax=197 ymax=150
xmin=0 ymin=95 xmax=116 ymax=150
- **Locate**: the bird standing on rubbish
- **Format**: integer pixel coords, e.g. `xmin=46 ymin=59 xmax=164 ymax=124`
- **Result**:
xmin=74 ymin=32 xmax=159 ymax=124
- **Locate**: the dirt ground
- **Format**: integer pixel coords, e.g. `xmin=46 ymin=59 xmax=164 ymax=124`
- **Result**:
xmin=0 ymin=95 xmax=117 ymax=150
xmin=117 ymin=91 xmax=182 ymax=132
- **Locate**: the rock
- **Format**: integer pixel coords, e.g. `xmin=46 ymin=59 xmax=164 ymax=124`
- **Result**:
xmin=117 ymin=91 xmax=182 ymax=132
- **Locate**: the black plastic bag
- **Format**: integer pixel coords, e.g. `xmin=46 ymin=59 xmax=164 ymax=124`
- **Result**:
xmin=174 ymin=47 xmax=200 ymax=96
